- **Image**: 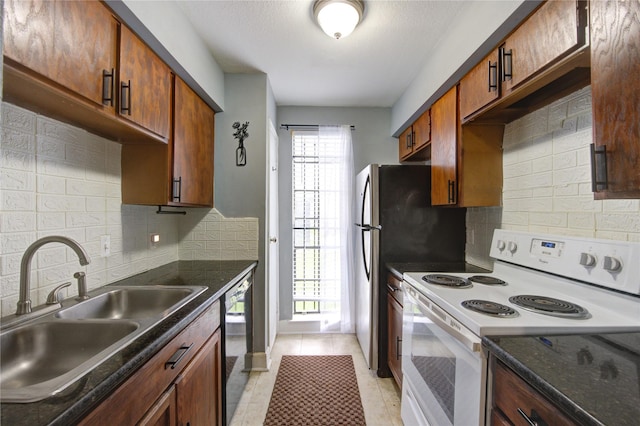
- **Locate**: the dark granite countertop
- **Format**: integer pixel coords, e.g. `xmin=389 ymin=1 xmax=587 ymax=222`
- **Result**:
xmin=1 ymin=260 xmax=257 ymax=426
xmin=386 ymin=261 xmax=490 ymax=280
xmin=484 ymin=332 xmax=640 ymax=426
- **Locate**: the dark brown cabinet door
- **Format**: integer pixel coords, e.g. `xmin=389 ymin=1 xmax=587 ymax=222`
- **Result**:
xmin=173 ymin=77 xmax=215 ymax=207
xmin=176 ymin=330 xmax=222 ymax=426
xmin=3 ymin=0 xmax=117 ymax=110
xmin=119 ymin=25 xmax=172 ymax=140
xmin=459 ymin=49 xmax=500 ymax=120
xmin=53 ymin=1 xmax=118 ymax=109
xmin=387 ymin=293 xmax=403 ymax=388
xmin=431 ymin=86 xmax=458 ymax=206
xmin=3 ymin=0 xmax=55 ymax=78
xmin=398 ymin=126 xmax=414 ymax=160
xmin=412 ymin=109 xmax=431 ymax=152
xmin=591 ymin=0 xmax=640 ymax=199
xmin=502 ymin=0 xmax=584 ymax=94
xmin=138 ymin=386 xmax=177 ymax=426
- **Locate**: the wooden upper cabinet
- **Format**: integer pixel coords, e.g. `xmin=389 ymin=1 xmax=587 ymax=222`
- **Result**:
xmin=412 ymin=110 xmax=431 ymax=151
xmin=3 ymin=0 xmax=55 ymax=77
xmin=398 ymin=126 xmax=414 ymax=160
xmin=53 ymin=1 xmax=118 ymax=109
xmin=173 ymin=77 xmax=215 ymax=207
xmin=398 ymin=110 xmax=430 ymax=161
xmin=590 ymin=0 xmax=640 ymax=199
xmin=3 ymin=0 xmax=118 ymax=110
xmin=119 ymin=25 xmax=172 ymax=141
xmin=459 ymin=49 xmax=500 ymax=120
xmin=501 ymin=0 xmax=585 ymax=94
xmin=431 ymin=86 xmax=458 ymax=206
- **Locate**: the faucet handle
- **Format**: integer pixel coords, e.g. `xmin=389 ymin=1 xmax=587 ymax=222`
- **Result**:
xmin=46 ymin=282 xmax=72 ymax=305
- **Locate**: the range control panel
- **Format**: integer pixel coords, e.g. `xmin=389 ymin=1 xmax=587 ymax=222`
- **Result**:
xmin=490 ymin=229 xmax=640 ymax=296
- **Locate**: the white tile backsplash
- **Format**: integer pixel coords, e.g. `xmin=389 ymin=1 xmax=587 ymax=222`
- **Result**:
xmin=467 ymin=86 xmax=640 ymax=268
xmin=1 ymin=102 xmax=259 ymax=318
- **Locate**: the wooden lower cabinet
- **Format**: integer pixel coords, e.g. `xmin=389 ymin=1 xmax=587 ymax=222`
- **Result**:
xmin=386 ymin=272 xmax=403 ymax=388
xmin=491 ymin=358 xmax=578 ymax=426
xmin=138 ymin=386 xmax=177 ymax=426
xmin=79 ymin=301 xmax=222 ymax=426
xmin=176 ymin=331 xmax=222 ymax=426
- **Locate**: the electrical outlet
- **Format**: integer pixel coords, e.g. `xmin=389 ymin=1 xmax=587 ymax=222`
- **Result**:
xmin=150 ymin=233 xmax=160 ymax=249
xmin=101 ymin=235 xmax=111 ymax=257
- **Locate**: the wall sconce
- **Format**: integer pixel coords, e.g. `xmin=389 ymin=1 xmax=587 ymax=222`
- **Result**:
xmin=232 ymin=121 xmax=249 ymax=166
xmin=313 ymin=0 xmax=365 ymax=40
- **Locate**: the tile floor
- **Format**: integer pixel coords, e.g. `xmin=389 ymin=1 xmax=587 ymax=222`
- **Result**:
xmin=229 ymin=333 xmax=403 ymax=426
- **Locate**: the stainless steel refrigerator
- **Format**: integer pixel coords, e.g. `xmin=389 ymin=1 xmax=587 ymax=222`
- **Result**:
xmin=355 ymin=164 xmax=466 ymax=372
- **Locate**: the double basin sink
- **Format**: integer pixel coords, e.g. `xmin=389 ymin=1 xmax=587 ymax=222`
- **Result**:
xmin=0 ymin=285 xmax=206 ymax=403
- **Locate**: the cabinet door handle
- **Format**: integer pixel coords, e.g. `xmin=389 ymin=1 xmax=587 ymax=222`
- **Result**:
xmin=120 ymin=80 xmax=131 ymax=115
xmin=488 ymin=60 xmax=498 ymax=92
xmin=387 ymin=283 xmax=397 ymax=293
xmin=447 ymin=180 xmax=456 ymax=204
xmin=396 ymin=336 xmax=402 ymax=360
xmin=165 ymin=343 xmax=193 ymax=370
xmin=102 ymin=69 xmax=114 ymax=106
xmin=590 ymin=143 xmax=608 ymax=192
xmin=517 ymin=408 xmax=548 ymax=426
xmin=405 ymin=132 xmax=412 ymax=149
xmin=173 ymin=177 xmax=182 ymax=202
xmin=500 ymin=47 xmax=513 ymax=81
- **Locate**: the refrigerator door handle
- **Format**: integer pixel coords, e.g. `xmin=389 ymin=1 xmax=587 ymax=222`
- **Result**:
xmin=354 ymin=223 xmax=382 ymax=231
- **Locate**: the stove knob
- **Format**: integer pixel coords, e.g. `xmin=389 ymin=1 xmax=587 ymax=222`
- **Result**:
xmin=496 ymin=240 xmax=506 ymax=252
xmin=507 ymin=241 xmax=518 ymax=254
xmin=603 ymin=256 xmax=622 ymax=273
xmin=579 ymin=253 xmax=597 ymax=268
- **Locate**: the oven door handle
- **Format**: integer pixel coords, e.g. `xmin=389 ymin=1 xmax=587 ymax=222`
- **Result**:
xmin=409 ymin=286 xmax=482 ymax=353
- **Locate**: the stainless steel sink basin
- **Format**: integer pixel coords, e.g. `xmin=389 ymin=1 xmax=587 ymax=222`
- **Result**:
xmin=0 ymin=285 xmax=207 ymax=402
xmin=0 ymin=320 xmax=139 ymax=402
xmin=55 ymin=286 xmax=203 ymax=320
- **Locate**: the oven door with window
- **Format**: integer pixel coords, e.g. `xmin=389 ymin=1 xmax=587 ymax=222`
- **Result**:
xmin=401 ymin=283 xmax=486 ymax=426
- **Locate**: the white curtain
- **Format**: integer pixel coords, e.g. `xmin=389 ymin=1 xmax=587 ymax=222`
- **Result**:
xmin=318 ymin=125 xmax=355 ymax=333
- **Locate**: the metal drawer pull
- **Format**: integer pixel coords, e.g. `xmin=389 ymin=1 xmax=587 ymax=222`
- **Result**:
xmin=120 ymin=80 xmax=131 ymax=115
xmin=488 ymin=60 xmax=498 ymax=92
xmin=590 ymin=143 xmax=608 ymax=191
xmin=173 ymin=177 xmax=182 ymax=202
xmin=517 ymin=408 xmax=547 ymax=426
xmin=165 ymin=343 xmax=193 ymax=370
xmin=387 ymin=283 xmax=397 ymax=293
xmin=500 ymin=47 xmax=513 ymax=81
xmin=447 ymin=180 xmax=456 ymax=204
xmin=102 ymin=69 xmax=114 ymax=106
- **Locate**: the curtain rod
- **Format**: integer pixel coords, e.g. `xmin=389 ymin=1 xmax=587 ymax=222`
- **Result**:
xmin=279 ymin=124 xmax=355 ymax=131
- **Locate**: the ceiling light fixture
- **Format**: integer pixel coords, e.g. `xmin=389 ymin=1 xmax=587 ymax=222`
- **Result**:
xmin=313 ymin=0 xmax=365 ymax=40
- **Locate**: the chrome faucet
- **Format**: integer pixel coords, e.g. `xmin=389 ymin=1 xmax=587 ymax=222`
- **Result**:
xmin=17 ymin=236 xmax=91 ymax=315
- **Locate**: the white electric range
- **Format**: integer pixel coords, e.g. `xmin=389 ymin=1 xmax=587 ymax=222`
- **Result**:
xmin=400 ymin=229 xmax=640 ymax=426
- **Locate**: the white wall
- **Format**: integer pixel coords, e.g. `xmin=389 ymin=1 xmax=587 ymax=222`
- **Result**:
xmin=467 ymin=87 xmax=640 ymax=269
xmin=276 ymin=106 xmax=397 ymax=320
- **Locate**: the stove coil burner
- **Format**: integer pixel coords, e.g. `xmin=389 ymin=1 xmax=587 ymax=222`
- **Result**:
xmin=508 ymin=295 xmax=591 ymax=319
xmin=422 ymin=274 xmax=471 ymax=288
xmin=468 ymin=275 xmax=507 ymax=286
xmin=461 ymin=300 xmax=519 ymax=318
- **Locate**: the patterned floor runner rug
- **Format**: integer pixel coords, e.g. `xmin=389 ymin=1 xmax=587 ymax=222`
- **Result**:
xmin=264 ymin=355 xmax=366 ymax=425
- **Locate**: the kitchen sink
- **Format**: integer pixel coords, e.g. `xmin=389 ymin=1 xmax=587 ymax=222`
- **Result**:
xmin=0 ymin=320 xmax=139 ymax=402
xmin=0 ymin=285 xmax=207 ymax=402
xmin=55 ymin=287 xmax=203 ymax=320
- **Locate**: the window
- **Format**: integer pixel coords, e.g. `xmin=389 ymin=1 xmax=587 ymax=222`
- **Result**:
xmin=292 ymin=131 xmax=342 ymax=317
